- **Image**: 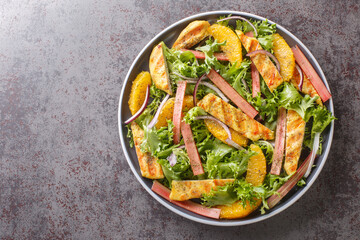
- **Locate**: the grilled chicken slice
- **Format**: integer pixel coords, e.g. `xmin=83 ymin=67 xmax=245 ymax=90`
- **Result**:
xmin=170 ymin=179 xmax=234 ymax=201
xmin=131 ymin=122 xmax=164 ymax=179
xmin=149 ymin=42 xmax=172 ymax=95
xmin=236 ymin=30 xmax=283 ymax=92
xmin=284 ymin=110 xmax=306 ymax=175
xmin=172 ymin=20 xmax=210 ymax=50
xmin=197 ymin=93 xmax=274 ymax=141
xmin=291 ymin=67 xmax=323 ymax=106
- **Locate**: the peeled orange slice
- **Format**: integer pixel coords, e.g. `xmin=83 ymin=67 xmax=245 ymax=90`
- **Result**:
xmin=128 ymin=71 xmax=152 ymax=115
xmin=273 ymin=33 xmax=295 ymax=82
xmin=208 ymin=24 xmax=242 ymax=67
xmin=246 ymin=144 xmax=267 ymax=186
xmin=155 ymin=95 xmax=194 ymax=129
xmin=204 ymin=119 xmax=248 ymax=147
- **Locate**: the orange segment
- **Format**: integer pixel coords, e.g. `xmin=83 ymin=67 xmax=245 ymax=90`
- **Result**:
xmin=155 ymin=95 xmax=194 ymax=129
xmin=246 ymin=144 xmax=267 ymax=186
xmin=208 ymin=24 xmax=242 ymax=67
xmin=218 ymin=199 xmax=262 ymax=219
xmin=273 ymin=33 xmax=295 ymax=82
xmin=128 ymin=71 xmax=152 ymax=115
xmin=203 ymin=119 xmax=248 ymax=147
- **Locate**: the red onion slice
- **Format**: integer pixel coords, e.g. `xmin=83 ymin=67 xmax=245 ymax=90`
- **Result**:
xmin=173 ymin=72 xmax=198 ymax=81
xmin=192 ymin=74 xmax=208 ymax=106
xmin=167 ymin=145 xmax=185 ymax=167
xmin=225 ymin=138 xmax=245 ymax=151
xmin=304 ymin=132 xmax=320 ymax=178
xmin=167 ymin=154 xmax=177 ymax=167
xmin=147 ymin=94 xmax=170 ymax=129
xmin=217 ymin=16 xmax=258 ymax=37
xmin=246 ymin=50 xmax=281 ymax=72
xmin=124 ymin=85 xmax=150 ymax=124
xmin=295 ymin=64 xmax=304 ymax=91
xmin=187 ymin=80 xmax=229 ymax=104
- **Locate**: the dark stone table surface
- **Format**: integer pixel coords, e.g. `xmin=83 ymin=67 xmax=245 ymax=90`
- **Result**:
xmin=1 ymin=0 xmax=359 ymax=239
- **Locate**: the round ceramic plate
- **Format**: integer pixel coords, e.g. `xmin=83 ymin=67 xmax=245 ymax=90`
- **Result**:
xmin=118 ymin=11 xmax=334 ymax=226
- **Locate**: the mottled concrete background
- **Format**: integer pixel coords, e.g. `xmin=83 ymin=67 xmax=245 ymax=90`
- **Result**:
xmin=0 ymin=0 xmax=359 ymax=239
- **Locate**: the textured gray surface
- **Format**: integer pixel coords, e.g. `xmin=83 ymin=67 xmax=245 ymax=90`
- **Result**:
xmin=0 ymin=0 xmax=359 ymax=239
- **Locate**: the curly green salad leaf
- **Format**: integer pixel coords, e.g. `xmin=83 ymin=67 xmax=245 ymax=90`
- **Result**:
xmin=278 ymin=82 xmax=318 ymax=120
xmin=196 ymin=39 xmax=226 ymax=71
xmin=236 ymin=19 xmax=276 ymax=52
xmin=158 ymin=148 xmax=195 ymax=185
xmin=140 ymin=120 xmax=175 ymax=158
xmin=162 ymin=44 xmax=207 ymax=86
xmin=202 ymin=174 xmax=291 ymax=213
xmin=255 ymin=140 xmax=274 ymax=164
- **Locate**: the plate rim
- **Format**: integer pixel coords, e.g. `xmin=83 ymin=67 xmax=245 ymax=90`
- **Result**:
xmin=117 ymin=10 xmax=334 ymax=226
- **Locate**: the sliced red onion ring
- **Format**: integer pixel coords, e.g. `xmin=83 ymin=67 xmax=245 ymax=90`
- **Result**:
xmin=167 ymin=154 xmax=177 ymax=167
xmin=193 ymin=74 xmax=208 ymax=106
xmin=304 ymin=132 xmax=320 ymax=178
xmin=173 ymin=72 xmax=198 ymax=81
xmin=187 ymin=80 xmax=229 ymax=104
xmin=124 ymin=85 xmax=150 ymax=124
xmin=167 ymin=145 xmax=186 ymax=167
xmin=246 ymin=50 xmax=281 ymax=72
xmin=225 ymin=138 xmax=245 ymax=151
xmin=147 ymin=94 xmax=170 ymax=129
xmin=217 ymin=16 xmax=258 ymax=37
xmin=295 ymin=64 xmax=304 ymax=91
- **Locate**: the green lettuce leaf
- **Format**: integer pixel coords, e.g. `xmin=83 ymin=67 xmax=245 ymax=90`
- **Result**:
xmin=310 ymin=106 xmax=335 ymax=134
xmin=255 ymin=140 xmax=274 ymax=164
xmin=202 ymin=179 xmax=263 ymax=207
xmin=257 ymin=35 xmax=274 ymax=53
xmin=183 ymin=106 xmax=207 ymax=124
xmin=162 ymin=44 xmax=207 ymax=87
xmin=158 ymin=148 xmax=195 ymax=186
xmin=236 ymin=19 xmax=276 ymax=52
xmin=140 ymin=121 xmax=176 ymax=158
xmin=278 ymin=83 xmax=318 ymax=120
xmin=206 ymin=146 xmax=255 ymax=179
xmin=126 ymin=124 xmax=134 ymax=148
xmin=195 ymin=39 xmax=226 ymax=71
xmin=303 ymin=105 xmax=335 ymax=153
xmin=201 ymin=173 xmax=292 ymax=214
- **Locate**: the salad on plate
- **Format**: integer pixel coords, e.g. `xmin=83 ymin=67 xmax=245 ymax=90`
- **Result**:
xmin=124 ymin=15 xmax=335 ymax=219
